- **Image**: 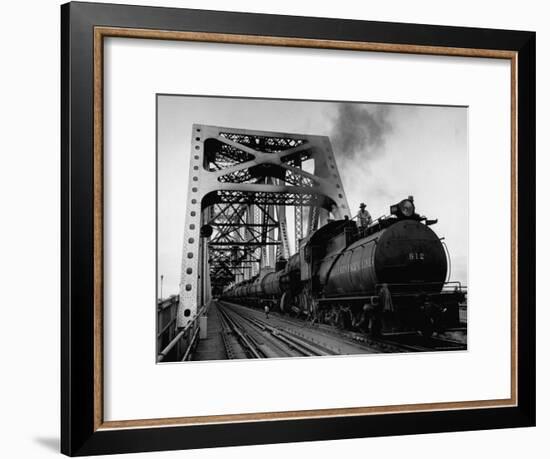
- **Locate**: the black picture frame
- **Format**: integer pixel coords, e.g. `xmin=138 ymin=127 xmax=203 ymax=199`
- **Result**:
xmin=61 ymin=1 xmax=536 ymax=456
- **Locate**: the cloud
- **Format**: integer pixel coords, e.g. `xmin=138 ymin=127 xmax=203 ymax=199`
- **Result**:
xmin=331 ymin=103 xmax=393 ymax=161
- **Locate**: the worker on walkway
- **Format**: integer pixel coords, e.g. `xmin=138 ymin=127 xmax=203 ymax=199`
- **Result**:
xmin=379 ymin=283 xmax=394 ymax=313
xmin=356 ymin=203 xmax=372 ymax=229
xmin=264 ymin=304 xmax=270 ymax=319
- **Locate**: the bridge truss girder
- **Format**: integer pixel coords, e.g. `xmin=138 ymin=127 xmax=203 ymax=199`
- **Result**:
xmin=177 ymin=124 xmax=350 ymax=327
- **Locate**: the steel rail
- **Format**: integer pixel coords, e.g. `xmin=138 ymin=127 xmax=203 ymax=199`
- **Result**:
xmin=221 ymin=302 xmax=333 ymax=357
xmin=223 ymin=300 xmax=466 ymax=355
xmin=246 ymin=315 xmax=329 ymax=357
xmin=218 ymin=306 xmax=264 ymax=359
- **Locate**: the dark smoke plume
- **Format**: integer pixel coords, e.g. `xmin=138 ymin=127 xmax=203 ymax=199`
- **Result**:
xmin=331 ymin=104 xmax=393 ymax=161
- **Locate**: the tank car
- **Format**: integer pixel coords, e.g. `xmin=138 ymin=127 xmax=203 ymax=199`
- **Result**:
xmin=222 ymin=197 xmax=466 ymax=337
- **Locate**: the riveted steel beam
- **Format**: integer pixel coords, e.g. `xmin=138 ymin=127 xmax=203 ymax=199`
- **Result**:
xmin=178 ymin=125 xmax=350 ymax=327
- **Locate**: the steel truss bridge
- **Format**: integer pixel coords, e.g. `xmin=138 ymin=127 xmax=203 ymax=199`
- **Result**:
xmin=158 ymin=125 xmax=350 ymax=362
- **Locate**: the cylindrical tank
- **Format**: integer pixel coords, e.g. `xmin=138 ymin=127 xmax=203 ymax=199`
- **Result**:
xmin=252 ymin=280 xmax=262 ymax=297
xmin=262 ymin=271 xmax=283 ymax=297
xmin=323 ymin=220 xmax=447 ymax=297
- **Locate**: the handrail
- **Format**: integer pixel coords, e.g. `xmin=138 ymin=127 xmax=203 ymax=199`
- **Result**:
xmin=157 ymin=295 xmax=179 ymax=311
xmin=156 ymin=316 xmax=176 ymax=339
xmin=441 ymin=241 xmax=452 ymax=283
xmin=375 ymin=281 xmax=467 ymax=292
xmin=181 ymin=325 xmax=201 ymax=362
xmin=157 ymin=329 xmax=187 ymax=361
xmin=157 ymin=300 xmax=209 ymax=362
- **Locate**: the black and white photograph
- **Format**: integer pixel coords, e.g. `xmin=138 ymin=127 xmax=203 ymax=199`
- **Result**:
xmin=156 ymin=95 xmax=468 ymax=362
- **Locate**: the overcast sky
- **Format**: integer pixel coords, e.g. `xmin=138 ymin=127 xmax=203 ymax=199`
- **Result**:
xmin=158 ymin=95 xmax=467 ymax=297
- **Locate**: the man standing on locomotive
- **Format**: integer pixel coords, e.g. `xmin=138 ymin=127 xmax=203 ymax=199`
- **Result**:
xmin=356 ymin=203 xmax=372 ymax=229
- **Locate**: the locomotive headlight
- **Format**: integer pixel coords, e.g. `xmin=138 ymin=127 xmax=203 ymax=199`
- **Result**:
xmin=390 ymin=197 xmax=416 ymax=218
xmin=399 ymin=199 xmax=415 ymax=217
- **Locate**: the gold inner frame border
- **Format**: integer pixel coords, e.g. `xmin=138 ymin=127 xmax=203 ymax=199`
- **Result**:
xmin=92 ymin=26 xmax=518 ymax=431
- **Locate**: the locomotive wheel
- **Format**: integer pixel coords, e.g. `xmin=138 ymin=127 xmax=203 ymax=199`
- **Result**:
xmin=299 ymin=292 xmax=316 ymax=320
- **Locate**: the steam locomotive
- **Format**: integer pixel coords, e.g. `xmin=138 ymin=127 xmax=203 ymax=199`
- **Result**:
xmin=221 ymin=197 xmax=466 ymax=337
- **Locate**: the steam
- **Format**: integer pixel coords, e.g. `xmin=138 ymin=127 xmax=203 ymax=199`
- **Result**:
xmin=331 ymin=104 xmax=393 ymax=161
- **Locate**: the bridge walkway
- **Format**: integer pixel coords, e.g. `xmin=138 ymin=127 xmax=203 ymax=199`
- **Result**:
xmin=191 ymin=302 xmax=226 ymax=361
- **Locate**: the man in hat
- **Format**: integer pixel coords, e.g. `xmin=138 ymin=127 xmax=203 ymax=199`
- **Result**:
xmin=356 ymin=203 xmax=372 ymax=229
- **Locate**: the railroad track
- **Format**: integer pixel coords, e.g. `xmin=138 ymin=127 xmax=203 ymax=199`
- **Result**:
xmin=364 ymin=332 xmax=466 ymax=353
xmin=221 ymin=301 xmax=467 ymax=354
xmin=228 ymin=307 xmax=335 ymax=357
xmin=217 ymin=305 xmax=265 ymax=359
xmin=218 ymin=301 xmax=336 ymax=359
xmin=309 ymin=322 xmax=467 ymax=353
